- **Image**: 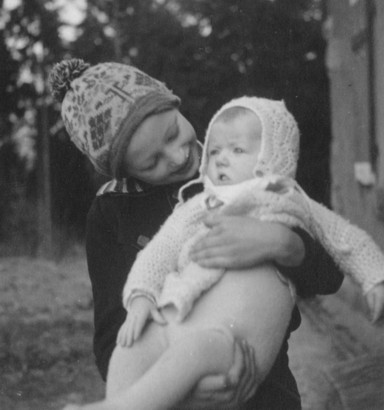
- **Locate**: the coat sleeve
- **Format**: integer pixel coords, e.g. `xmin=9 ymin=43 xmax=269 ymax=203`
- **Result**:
xmin=86 ymin=195 xmax=132 ymax=380
xmin=278 ymin=227 xmax=344 ymax=298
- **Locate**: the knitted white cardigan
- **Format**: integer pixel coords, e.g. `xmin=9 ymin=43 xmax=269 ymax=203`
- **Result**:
xmin=123 ymin=96 xmax=384 ymax=319
xmin=122 ymin=175 xmax=384 ymax=320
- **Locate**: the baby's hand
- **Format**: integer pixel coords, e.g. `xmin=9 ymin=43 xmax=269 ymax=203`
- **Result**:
xmin=117 ymin=297 xmax=166 ymax=347
xmin=366 ymin=282 xmax=384 ymax=323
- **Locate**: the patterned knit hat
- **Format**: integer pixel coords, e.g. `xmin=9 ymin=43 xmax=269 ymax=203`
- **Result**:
xmin=200 ymin=96 xmax=300 ymax=179
xmin=49 ymin=59 xmax=180 ymax=178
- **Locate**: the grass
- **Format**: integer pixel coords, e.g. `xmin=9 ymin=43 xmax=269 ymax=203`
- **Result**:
xmin=0 ymin=255 xmax=104 ymax=410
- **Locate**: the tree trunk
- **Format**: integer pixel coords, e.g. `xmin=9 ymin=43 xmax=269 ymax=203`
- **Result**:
xmin=36 ymin=99 xmax=53 ymax=258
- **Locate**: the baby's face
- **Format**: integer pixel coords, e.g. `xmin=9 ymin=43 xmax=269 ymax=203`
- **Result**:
xmin=206 ymin=112 xmax=262 ymax=185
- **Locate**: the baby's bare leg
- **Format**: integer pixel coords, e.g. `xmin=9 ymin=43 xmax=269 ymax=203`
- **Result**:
xmin=62 ymin=321 xmax=167 ymax=410
xmin=177 ymin=265 xmax=295 ymax=385
xmin=63 ymin=266 xmax=294 ymax=410
xmin=110 ymin=327 xmax=234 ymax=410
xmin=107 ymin=321 xmax=168 ymax=397
xmin=64 ymin=327 xmax=234 ymax=410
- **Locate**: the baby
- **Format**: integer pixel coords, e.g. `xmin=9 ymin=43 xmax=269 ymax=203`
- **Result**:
xmin=121 ymin=97 xmax=384 ymax=334
xmin=66 ymin=97 xmax=384 ymax=410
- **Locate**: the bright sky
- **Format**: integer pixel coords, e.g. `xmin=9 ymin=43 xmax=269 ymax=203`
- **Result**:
xmin=52 ymin=0 xmax=86 ymax=25
xmin=3 ymin=0 xmax=21 ymax=10
xmin=3 ymin=0 xmax=85 ymax=21
xmin=2 ymin=0 xmax=86 ymax=41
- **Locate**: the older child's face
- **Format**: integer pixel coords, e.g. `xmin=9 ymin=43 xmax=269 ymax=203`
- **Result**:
xmin=206 ymin=112 xmax=262 ymax=185
xmin=124 ymin=109 xmax=200 ymax=185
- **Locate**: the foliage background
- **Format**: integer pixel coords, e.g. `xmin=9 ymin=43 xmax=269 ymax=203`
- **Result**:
xmin=0 ymin=0 xmax=330 ymax=257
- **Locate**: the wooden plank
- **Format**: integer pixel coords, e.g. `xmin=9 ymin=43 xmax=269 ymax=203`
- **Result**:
xmin=327 ymin=354 xmax=384 ymax=410
xmin=374 ymin=1 xmax=384 ymax=220
xmin=327 ymin=0 xmax=384 ymax=244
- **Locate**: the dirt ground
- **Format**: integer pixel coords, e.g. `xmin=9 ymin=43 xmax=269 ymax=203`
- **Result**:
xmin=1 ymin=255 xmax=383 ymax=410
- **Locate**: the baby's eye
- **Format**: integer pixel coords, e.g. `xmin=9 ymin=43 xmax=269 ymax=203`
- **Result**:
xmin=234 ymin=147 xmax=244 ymax=153
xmin=208 ymin=149 xmax=219 ymax=156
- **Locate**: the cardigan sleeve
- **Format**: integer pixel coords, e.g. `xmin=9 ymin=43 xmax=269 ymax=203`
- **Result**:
xmin=122 ymin=194 xmax=204 ymax=309
xmin=307 ymin=198 xmax=384 ymax=294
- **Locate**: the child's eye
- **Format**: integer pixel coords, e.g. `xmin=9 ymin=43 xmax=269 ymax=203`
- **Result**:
xmin=144 ymin=163 xmax=156 ymax=171
xmin=143 ymin=158 xmax=158 ymax=171
xmin=167 ymin=133 xmax=177 ymax=143
xmin=234 ymin=147 xmax=244 ymax=153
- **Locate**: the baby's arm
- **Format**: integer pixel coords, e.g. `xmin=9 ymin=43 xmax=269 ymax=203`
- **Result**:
xmin=241 ymin=180 xmax=383 ymax=302
xmin=159 ymin=260 xmax=224 ymax=321
xmin=285 ymin=194 xmax=384 ymax=321
xmin=262 ymin=185 xmax=384 ymax=315
xmin=305 ymin=198 xmax=384 ymax=295
xmin=122 ymin=194 xmax=204 ymax=313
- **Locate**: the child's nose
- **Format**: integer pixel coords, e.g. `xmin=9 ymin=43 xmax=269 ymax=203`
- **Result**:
xmin=168 ymin=146 xmax=186 ymax=168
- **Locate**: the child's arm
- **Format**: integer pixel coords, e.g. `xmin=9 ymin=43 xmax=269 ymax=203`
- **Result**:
xmin=122 ymin=194 xmax=204 ymax=311
xmin=279 ymin=226 xmax=344 ymax=298
xmin=190 ymin=180 xmax=344 ymax=298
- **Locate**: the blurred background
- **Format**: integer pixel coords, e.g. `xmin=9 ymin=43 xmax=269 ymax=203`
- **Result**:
xmin=1 ymin=1 xmax=384 ymax=409
xmin=0 ymin=0 xmax=332 ymax=258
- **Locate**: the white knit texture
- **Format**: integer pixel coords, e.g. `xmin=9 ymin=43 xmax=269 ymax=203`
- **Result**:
xmin=122 ymin=194 xmax=205 ymax=310
xmin=303 ymin=195 xmax=384 ymax=294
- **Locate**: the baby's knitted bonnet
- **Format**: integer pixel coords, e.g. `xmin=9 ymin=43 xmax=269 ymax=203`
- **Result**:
xmin=49 ymin=59 xmax=180 ymax=178
xmin=200 ymin=96 xmax=300 ymax=179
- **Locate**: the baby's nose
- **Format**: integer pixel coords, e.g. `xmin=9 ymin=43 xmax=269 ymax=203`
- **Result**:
xmin=216 ymin=151 xmax=229 ymax=166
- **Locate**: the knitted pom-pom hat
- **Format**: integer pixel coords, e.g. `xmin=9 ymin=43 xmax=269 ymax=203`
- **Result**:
xmin=49 ymin=59 xmax=180 ymax=178
xmin=200 ymin=96 xmax=300 ymax=179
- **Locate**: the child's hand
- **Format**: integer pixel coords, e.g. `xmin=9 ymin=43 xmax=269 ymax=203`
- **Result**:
xmin=117 ymin=297 xmax=166 ymax=347
xmin=366 ymin=282 xmax=384 ymax=323
xmin=180 ymin=338 xmax=257 ymax=408
xmin=190 ymin=214 xmax=304 ymax=269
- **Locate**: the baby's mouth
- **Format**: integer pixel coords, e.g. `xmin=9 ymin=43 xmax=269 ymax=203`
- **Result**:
xmin=218 ymin=173 xmax=230 ymax=182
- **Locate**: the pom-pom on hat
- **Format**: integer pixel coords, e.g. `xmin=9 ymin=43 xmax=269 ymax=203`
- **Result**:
xmin=49 ymin=59 xmax=180 ymax=178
